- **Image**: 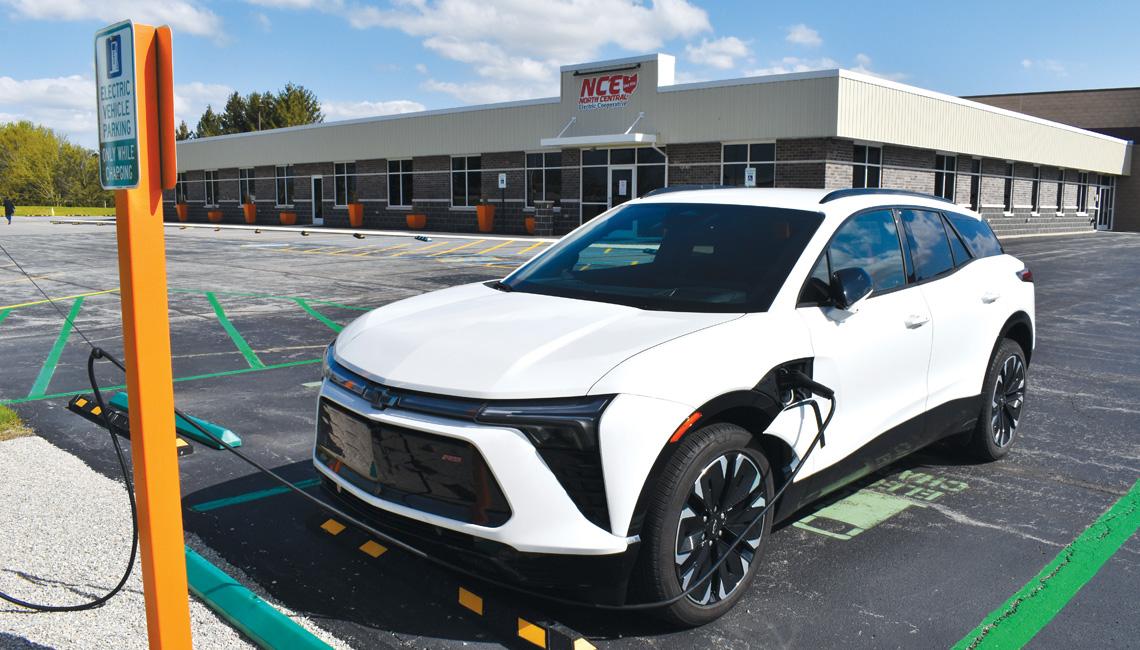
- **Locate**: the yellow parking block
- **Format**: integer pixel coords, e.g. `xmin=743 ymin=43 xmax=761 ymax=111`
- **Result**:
xmin=573 ymin=639 xmax=597 ymax=650
xmin=517 ymin=618 xmax=546 ymax=648
xmin=320 ymin=519 xmax=346 ymax=536
xmin=359 ymin=540 xmax=387 ymax=558
xmin=458 ymin=587 xmax=483 ymax=615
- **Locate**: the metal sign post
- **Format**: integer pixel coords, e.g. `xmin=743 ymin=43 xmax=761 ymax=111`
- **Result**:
xmin=96 ymin=20 xmax=191 ymax=649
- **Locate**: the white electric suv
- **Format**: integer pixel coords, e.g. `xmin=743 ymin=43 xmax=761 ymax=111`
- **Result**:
xmin=314 ymin=187 xmax=1034 ymax=625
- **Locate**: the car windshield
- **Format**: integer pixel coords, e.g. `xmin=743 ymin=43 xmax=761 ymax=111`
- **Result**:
xmin=503 ymin=202 xmax=824 ymax=312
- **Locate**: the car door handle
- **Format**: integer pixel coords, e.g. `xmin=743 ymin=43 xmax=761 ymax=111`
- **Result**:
xmin=981 ymin=292 xmax=1001 ymax=304
xmin=904 ymin=314 xmax=929 ymax=329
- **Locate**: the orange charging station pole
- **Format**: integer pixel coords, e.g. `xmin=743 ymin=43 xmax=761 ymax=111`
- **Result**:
xmin=97 ymin=20 xmax=192 ymax=648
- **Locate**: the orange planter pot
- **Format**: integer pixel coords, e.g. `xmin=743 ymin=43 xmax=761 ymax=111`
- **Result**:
xmin=406 ymin=213 xmax=427 ymax=230
xmin=279 ymin=211 xmax=297 ymax=226
xmin=242 ymin=203 xmax=257 ymax=224
xmin=524 ymin=216 xmax=536 ymax=235
xmin=175 ymin=203 xmax=189 ymax=222
xmin=348 ymin=203 xmax=364 ymax=228
xmin=207 ymin=210 xmax=223 ymax=223
xmin=476 ymin=204 xmax=495 ymax=233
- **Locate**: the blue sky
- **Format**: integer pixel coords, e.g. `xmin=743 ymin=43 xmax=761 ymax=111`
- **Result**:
xmin=2 ymin=0 xmax=1138 ymax=148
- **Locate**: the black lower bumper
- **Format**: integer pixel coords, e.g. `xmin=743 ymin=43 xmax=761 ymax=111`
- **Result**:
xmin=320 ymin=477 xmax=640 ymax=605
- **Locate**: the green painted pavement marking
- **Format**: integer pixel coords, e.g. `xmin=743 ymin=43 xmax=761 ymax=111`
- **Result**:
xmin=190 ymin=478 xmax=322 ymax=512
xmin=954 ymin=478 xmax=1140 ymax=650
xmin=206 ymin=292 xmax=265 ymax=369
xmin=170 ymin=287 xmax=373 ymax=311
xmin=185 ymin=546 xmax=331 ymax=650
xmin=1 ymin=358 xmax=321 ymax=406
xmin=293 ymin=298 xmax=343 ymax=332
xmin=0 ymin=308 xmax=9 ymax=326
xmin=27 ymin=297 xmax=84 ymax=398
xmin=794 ymin=490 xmax=919 ymax=541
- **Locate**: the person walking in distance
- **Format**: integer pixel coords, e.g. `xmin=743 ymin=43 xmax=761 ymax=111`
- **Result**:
xmin=3 ymin=198 xmax=13 ymax=225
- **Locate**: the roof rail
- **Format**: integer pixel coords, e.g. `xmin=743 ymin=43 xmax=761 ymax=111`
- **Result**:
xmin=643 ymin=184 xmax=733 ymax=197
xmin=819 ymin=188 xmax=953 ymax=204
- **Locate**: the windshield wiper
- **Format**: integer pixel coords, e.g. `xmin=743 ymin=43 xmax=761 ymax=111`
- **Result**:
xmin=485 ymin=280 xmax=513 ymax=292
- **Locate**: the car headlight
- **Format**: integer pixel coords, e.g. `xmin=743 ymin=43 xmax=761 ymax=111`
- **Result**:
xmin=475 ymin=396 xmax=612 ymax=451
xmin=322 ymin=342 xmax=368 ymax=397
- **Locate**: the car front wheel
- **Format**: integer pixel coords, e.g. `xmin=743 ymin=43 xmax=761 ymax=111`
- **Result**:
xmin=635 ymin=422 xmax=774 ymax=626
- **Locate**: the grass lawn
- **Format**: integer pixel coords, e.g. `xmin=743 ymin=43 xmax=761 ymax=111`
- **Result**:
xmin=0 ymin=405 xmax=32 ymax=441
xmin=14 ymin=206 xmax=114 ymax=217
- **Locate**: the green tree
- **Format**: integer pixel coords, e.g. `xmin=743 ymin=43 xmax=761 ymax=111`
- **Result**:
xmin=220 ymin=91 xmax=249 ymax=134
xmin=195 ymin=105 xmax=224 ymax=138
xmin=0 ymin=121 xmax=111 ymax=207
xmin=274 ymin=83 xmax=323 ymax=127
xmin=245 ymin=91 xmax=277 ymax=131
xmin=175 ymin=120 xmax=192 ymax=141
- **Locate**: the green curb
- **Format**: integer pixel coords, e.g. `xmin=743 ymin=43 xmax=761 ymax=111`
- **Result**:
xmin=186 ymin=547 xmax=331 ymax=650
xmin=108 ymin=391 xmax=242 ymax=449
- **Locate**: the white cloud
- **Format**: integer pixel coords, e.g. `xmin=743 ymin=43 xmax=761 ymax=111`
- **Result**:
xmin=0 ymin=0 xmax=224 ymax=40
xmin=414 ymin=63 xmax=429 ymax=75
xmin=321 ymin=99 xmax=426 ymax=121
xmin=254 ymin=12 xmax=272 ymax=31
xmin=685 ymin=36 xmax=749 ymax=69
xmin=850 ymin=53 xmax=907 ymax=81
xmin=173 ymin=81 xmax=235 ymax=126
xmin=1020 ymin=58 xmax=1067 ymax=76
xmin=744 ymin=56 xmax=839 ymax=77
xmin=785 ymin=23 xmax=821 ymax=47
xmin=259 ymin=0 xmax=710 ymax=104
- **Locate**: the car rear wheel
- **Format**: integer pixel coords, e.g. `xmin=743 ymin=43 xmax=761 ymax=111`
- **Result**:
xmin=635 ymin=422 xmax=774 ymax=626
xmin=968 ymin=338 xmax=1027 ymax=461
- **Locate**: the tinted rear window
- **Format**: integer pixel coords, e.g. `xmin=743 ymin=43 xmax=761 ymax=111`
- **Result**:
xmin=901 ymin=209 xmax=955 ymax=281
xmin=947 ymin=213 xmax=1003 ymax=258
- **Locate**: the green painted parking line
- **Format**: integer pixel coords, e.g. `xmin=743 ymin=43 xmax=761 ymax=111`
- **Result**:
xmin=293 ymin=298 xmax=343 ymax=333
xmin=1 ymin=358 xmax=322 ymax=406
xmin=185 ymin=547 xmax=331 ymax=650
xmin=170 ymin=287 xmax=372 ymax=311
xmin=27 ymin=296 xmax=84 ymax=398
xmin=954 ymin=478 xmax=1140 ymax=650
xmin=190 ymin=478 xmax=323 ymax=512
xmin=0 ymin=308 xmax=9 ymax=325
xmin=206 ymin=292 xmax=265 ymax=369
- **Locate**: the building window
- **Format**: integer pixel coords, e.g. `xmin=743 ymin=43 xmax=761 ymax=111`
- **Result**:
xmin=388 ymin=159 xmax=413 ymax=207
xmin=526 ymin=152 xmax=562 ymax=208
xmin=635 ymin=146 xmax=666 ymax=198
xmin=852 ymin=144 xmax=881 ymax=188
xmin=722 ymin=143 xmax=775 ymax=187
xmin=334 ymin=162 xmax=357 ymax=207
xmin=452 ymin=155 xmax=482 ymax=207
xmin=176 ymin=172 xmax=188 ymax=203
xmin=239 ymin=168 xmax=255 ymax=204
xmin=578 ymin=147 xmax=666 ymax=224
xmin=1056 ymin=170 xmax=1065 ymax=212
xmin=1031 ymin=166 xmax=1040 ymax=213
xmin=934 ymin=154 xmax=956 ymax=201
xmin=1077 ymin=172 xmax=1089 ymax=213
xmin=274 ymin=165 xmax=294 ymax=207
xmin=968 ymin=159 xmax=981 ymax=211
xmin=204 ymin=170 xmax=219 ymax=207
xmin=1002 ymin=163 xmax=1014 ymax=213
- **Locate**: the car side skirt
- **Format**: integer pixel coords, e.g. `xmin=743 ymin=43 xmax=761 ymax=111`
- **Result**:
xmin=773 ymin=393 xmax=982 ymax=523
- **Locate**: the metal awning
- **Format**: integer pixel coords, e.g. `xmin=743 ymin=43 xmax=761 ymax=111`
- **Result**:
xmin=539 ymin=132 xmax=657 ymax=148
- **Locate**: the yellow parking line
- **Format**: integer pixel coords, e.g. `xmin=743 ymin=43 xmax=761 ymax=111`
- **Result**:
xmin=393 ymin=241 xmax=448 ymax=256
xmin=0 ymin=273 xmax=58 ymax=285
xmin=301 ymin=246 xmax=339 ymax=254
xmin=604 ymin=248 xmax=613 ymax=254
xmin=357 ymin=243 xmax=408 ymax=256
xmin=517 ymin=242 xmax=545 ymax=256
xmin=478 ymin=240 xmax=515 ymax=255
xmin=329 ymin=244 xmax=377 ymax=255
xmin=0 ymin=288 xmax=119 ymax=311
xmin=432 ymin=240 xmax=484 ymax=256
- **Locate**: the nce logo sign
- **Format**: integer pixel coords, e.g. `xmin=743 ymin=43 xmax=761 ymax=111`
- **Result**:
xmin=578 ymin=73 xmax=638 ymax=111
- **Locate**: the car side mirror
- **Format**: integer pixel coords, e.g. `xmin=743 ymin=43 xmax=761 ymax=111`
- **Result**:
xmin=830 ymin=267 xmax=874 ymax=312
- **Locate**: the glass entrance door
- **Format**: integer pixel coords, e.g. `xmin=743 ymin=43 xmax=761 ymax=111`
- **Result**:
xmin=1096 ymin=177 xmax=1115 ymax=230
xmin=609 ymin=167 xmax=634 ymax=208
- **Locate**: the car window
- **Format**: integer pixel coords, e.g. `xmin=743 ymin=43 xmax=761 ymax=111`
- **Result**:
xmin=827 ymin=210 xmax=906 ymax=293
xmin=798 ymin=253 xmax=832 ymax=305
xmin=901 ymin=210 xmax=955 ymax=281
xmin=946 ymin=212 xmax=1004 ymax=258
xmin=504 ymin=202 xmax=823 ymax=312
xmin=942 ymin=214 xmax=973 ymax=267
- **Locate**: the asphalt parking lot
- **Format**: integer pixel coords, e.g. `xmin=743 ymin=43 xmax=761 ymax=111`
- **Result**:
xmin=0 ymin=220 xmax=1136 ymax=649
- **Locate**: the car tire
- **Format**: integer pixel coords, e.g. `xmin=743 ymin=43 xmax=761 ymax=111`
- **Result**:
xmin=969 ymin=338 xmax=1028 ymax=461
xmin=634 ymin=422 xmax=775 ymax=627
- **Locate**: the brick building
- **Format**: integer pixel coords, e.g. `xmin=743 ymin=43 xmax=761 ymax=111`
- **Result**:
xmin=170 ymin=53 xmax=1132 ymax=238
xmin=968 ymin=86 xmax=1140 ymax=232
